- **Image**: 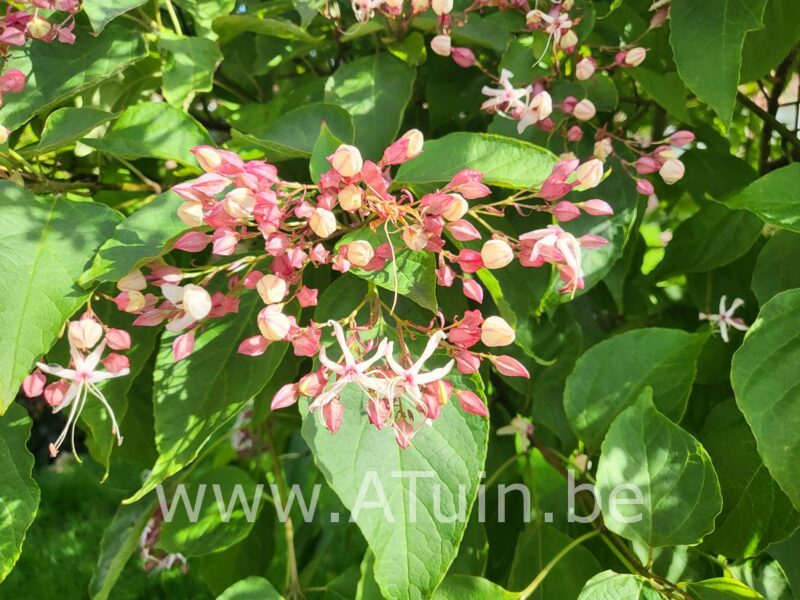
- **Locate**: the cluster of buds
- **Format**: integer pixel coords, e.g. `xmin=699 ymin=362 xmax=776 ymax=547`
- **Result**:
xmin=21 ymin=312 xmax=131 ymax=458
xmin=526 ymin=2 xmax=580 ymax=53
xmin=630 ymin=130 xmax=694 ymax=191
xmin=0 ymin=0 xmax=80 ymax=48
xmin=139 ymin=511 xmax=189 ymax=574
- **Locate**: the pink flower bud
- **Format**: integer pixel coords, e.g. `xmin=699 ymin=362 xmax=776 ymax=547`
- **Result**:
xmin=292 ymin=327 xmax=321 ymax=357
xmin=489 ymin=355 xmax=530 ymax=378
xmin=441 ymin=193 xmax=469 ymax=221
xmin=68 ymin=318 xmax=103 ymax=350
xmin=117 ymin=269 xmax=147 ymax=292
xmin=659 ymin=158 xmax=685 ymax=185
xmin=173 ymin=231 xmax=210 ymax=252
xmin=566 ymin=125 xmax=584 ymax=142
xmin=573 ymin=99 xmax=597 ymax=121
xmin=462 ymin=279 xmax=484 ymax=303
xmin=456 ymin=249 xmax=484 ymax=273
xmin=577 ymin=233 xmax=609 ymax=249
xmin=177 ymin=201 xmax=205 ymax=227
xmin=271 ymin=383 xmax=299 ymax=410
xmin=0 ymin=69 xmax=26 ymax=94
xmin=432 ymin=0 xmax=453 ymax=15
xmin=451 ymin=47 xmax=476 ymax=68
xmin=297 ymin=286 xmax=319 ymax=307
xmin=559 ymin=29 xmax=578 ymax=51
xmin=327 ymin=144 xmax=363 ymax=178
xmin=431 ymin=34 xmax=452 ymax=57
xmin=594 ymin=138 xmax=613 ymax=160
xmin=103 ymin=353 xmax=131 ymax=373
xmin=106 ymin=328 xmax=132 ymax=350
xmin=480 ymin=239 xmax=514 ymax=269
xmin=650 ymin=6 xmax=669 ymax=28
xmin=575 ymin=57 xmax=596 ymax=81
xmin=26 ymin=15 xmax=52 ymax=39
xmin=257 ymin=274 xmax=287 ymax=304
xmin=172 ymin=331 xmax=196 ymax=361
xmin=456 ymin=389 xmax=488 ymax=417
xmin=448 ymin=170 xmax=491 ymax=199
xmin=238 ymin=335 xmax=269 ymax=356
xmin=669 ymin=130 xmax=695 ymax=147
xmin=455 ymin=350 xmax=481 ymax=374
xmin=223 ymin=188 xmax=256 ymax=220
xmin=309 ymin=208 xmax=337 ymax=238
xmin=402 ymin=225 xmax=430 ymax=251
xmin=579 ymin=199 xmax=614 ymax=216
xmin=624 ymin=47 xmax=647 ymax=67
xmin=258 ymin=306 xmax=291 ymax=341
xmin=22 ymin=370 xmax=46 ymax=398
xmin=299 ymin=370 xmax=327 ymax=397
xmin=322 ymin=400 xmax=344 ymax=433
xmin=337 ymin=184 xmax=363 ymax=211
xmin=192 ymin=146 xmax=223 ymax=172
xmin=118 ymin=290 xmax=146 ymax=313
xmin=446 ymin=219 xmax=482 ymax=241
xmin=346 ymin=240 xmax=374 ymax=267
xmin=636 ymin=178 xmax=655 ymax=195
xmin=45 ymin=381 xmax=70 ymax=409
xmin=575 ymin=158 xmax=604 ymax=189
xmin=554 ymin=201 xmax=581 ymax=222
xmin=635 ymin=156 xmax=661 ymax=174
xmin=437 ymin=264 xmax=456 ymax=287
xmin=481 ymin=315 xmax=515 ymax=347
xmin=0 ymin=28 xmax=26 ymax=47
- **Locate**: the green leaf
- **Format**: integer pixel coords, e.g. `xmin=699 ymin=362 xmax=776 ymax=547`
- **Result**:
xmin=159 ymin=466 xmax=261 ymax=556
xmin=741 ymin=0 xmax=800 ymax=82
xmin=653 ymin=204 xmax=763 ymax=280
xmin=686 ymin=579 xmax=765 ymax=600
xmin=314 ymin=274 xmax=368 ymax=322
xmin=732 ymin=288 xmax=800 ymax=510
xmin=301 ymin=381 xmax=489 ymax=600
xmin=596 ymin=392 xmax=722 ymax=547
xmin=126 ymin=295 xmax=292 ymax=503
xmin=83 ymin=102 xmax=213 ymax=166
xmin=324 ymin=54 xmax=416 ymax=160
xmin=564 ymin=328 xmax=707 ymax=449
xmin=0 ymin=23 xmax=147 ymax=131
xmin=577 ymin=571 xmax=663 ymax=599
xmin=217 ymin=576 xmax=283 ymax=600
xmin=37 ymin=107 xmax=117 ymax=153
xmin=432 ymin=575 xmax=519 ymax=599
xmin=412 ymin=14 xmax=513 ymax=53
xmin=631 ymin=69 xmax=693 ymax=123
xmin=550 ymin=75 xmax=619 ymax=113
xmin=232 ymin=103 xmax=354 ymax=161
xmin=212 ymin=15 xmax=322 ymax=44
xmin=0 ymin=403 xmax=40 ymax=583
xmin=394 ymin=132 xmax=557 ymax=194
xmin=78 ymin=191 xmax=187 ymax=286
xmin=310 ymin=123 xmax=345 ymax=183
xmin=336 ymin=228 xmax=438 ymax=312
xmin=670 ymin=0 xmax=767 ymax=122
xmin=751 ymin=231 xmax=800 ymax=305
xmin=83 ymin=0 xmax=148 ymax=32
xmin=507 ymin=526 xmax=601 ymax=598
xmin=388 ymin=32 xmax=428 ymax=67
xmin=717 ymin=164 xmax=800 ymax=233
xmin=160 ymin=35 xmax=223 ymax=108
xmin=89 ymin=498 xmax=157 ymax=600
xmin=0 ymin=183 xmax=122 ymax=413
xmin=699 ymin=400 xmax=799 ymax=558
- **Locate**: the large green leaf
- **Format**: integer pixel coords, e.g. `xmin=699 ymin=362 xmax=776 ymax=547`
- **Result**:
xmin=563 ymin=328 xmax=707 ymax=449
xmin=176 ymin=0 xmax=236 ymax=35
xmin=160 ymin=35 xmax=223 ymax=108
xmin=336 ymin=228 xmax=438 ymax=312
xmin=310 ymin=123 xmax=346 ymax=183
xmin=78 ymin=191 xmax=188 ymax=286
xmin=699 ymin=401 xmax=799 ymax=558
xmin=301 ymin=382 xmax=489 ymax=600
xmin=740 ymin=0 xmax=800 ymax=82
xmin=324 ymin=54 xmax=416 ymax=160
xmin=83 ymin=0 xmax=148 ymax=32
xmin=670 ymin=0 xmax=767 ymax=122
xmin=83 ymin=102 xmax=213 ymax=166
xmin=159 ymin=466 xmax=261 ymax=556
xmin=596 ymin=392 xmax=722 ymax=547
xmin=732 ymin=288 xmax=800 ymax=510
xmin=0 ymin=24 xmax=147 ymax=131
xmin=577 ymin=571 xmax=663 ymax=600
xmin=394 ymin=133 xmax=557 ymax=194
xmin=653 ymin=203 xmax=763 ymax=280
xmin=89 ymin=497 xmax=157 ymax=600
xmin=0 ymin=183 xmax=122 ymax=413
xmin=0 ymin=403 xmax=40 ymax=583
xmin=37 ymin=107 xmax=117 ymax=153
xmin=506 ymin=526 xmax=601 ymax=598
xmin=686 ymin=579 xmax=764 ymax=599
xmin=751 ymin=231 xmax=800 ymax=305
xmin=718 ymin=164 xmax=800 ymax=233
xmin=217 ymin=576 xmax=283 ymax=600
xmin=212 ymin=15 xmax=322 ymax=44
xmin=126 ymin=295 xmax=292 ymax=503
xmin=232 ymin=103 xmax=354 ymax=161
xmin=432 ymin=575 xmax=518 ymax=599
xmin=631 ymin=69 xmax=693 ymax=123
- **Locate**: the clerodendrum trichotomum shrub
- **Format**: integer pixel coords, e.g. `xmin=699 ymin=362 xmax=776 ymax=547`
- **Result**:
xmin=1 ymin=0 xmax=800 ymax=598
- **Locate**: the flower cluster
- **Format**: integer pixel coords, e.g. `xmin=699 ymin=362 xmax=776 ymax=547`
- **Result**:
xmin=21 ymin=313 xmax=131 ymax=458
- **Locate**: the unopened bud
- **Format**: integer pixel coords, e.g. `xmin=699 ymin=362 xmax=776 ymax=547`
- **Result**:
xmin=177 ymin=201 xmax=204 ymax=227
xmin=431 ymin=34 xmax=452 ymax=57
xmin=576 ymin=57 xmax=596 ymax=81
xmin=432 ymin=0 xmax=453 ymax=15
xmin=223 ymin=188 xmax=256 ymax=220
xmin=481 ymin=315 xmax=515 ymax=347
xmin=257 ymin=274 xmax=287 ymax=304
xmin=309 ymin=208 xmax=337 ymax=238
xmin=338 ymin=184 xmax=363 ymax=211
xmin=346 ymin=240 xmax=374 ymax=267
xmin=26 ymin=16 xmax=52 ymax=40
xmin=183 ymin=284 xmax=212 ymax=320
xmin=480 ymin=239 xmax=514 ymax=269
xmin=328 ymin=144 xmax=363 ymax=178
xmin=573 ymin=98 xmax=596 ymax=121
xmin=442 ymin=193 xmax=468 ymax=221
xmin=659 ymin=158 xmax=685 ymax=185
xmin=68 ymin=319 xmax=103 ymax=350
xmin=574 ymin=159 xmax=604 ymax=189
xmin=624 ymin=47 xmax=647 ymax=67
xmin=258 ymin=307 xmax=291 ymax=341
xmin=118 ymin=269 xmax=147 ymax=292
